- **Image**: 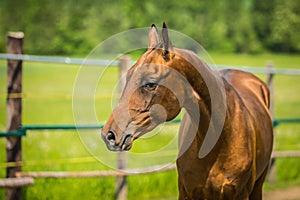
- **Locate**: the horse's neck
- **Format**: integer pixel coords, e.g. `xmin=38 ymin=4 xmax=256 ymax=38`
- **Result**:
xmin=175 ymin=49 xmax=222 ymax=107
xmin=178 ymin=99 xmax=211 ymax=159
xmin=175 ymin=49 xmax=226 ymax=159
xmin=174 ymin=48 xmax=223 ymax=115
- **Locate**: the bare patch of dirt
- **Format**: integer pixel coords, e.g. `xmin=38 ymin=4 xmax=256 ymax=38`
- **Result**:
xmin=263 ymin=186 xmax=300 ymax=200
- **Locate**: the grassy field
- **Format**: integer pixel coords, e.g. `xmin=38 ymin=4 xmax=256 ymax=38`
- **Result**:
xmin=0 ymin=53 xmax=300 ymax=199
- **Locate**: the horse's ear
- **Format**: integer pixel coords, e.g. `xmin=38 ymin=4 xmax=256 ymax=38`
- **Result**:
xmin=161 ymin=22 xmax=174 ymax=61
xmin=148 ymin=24 xmax=159 ymax=50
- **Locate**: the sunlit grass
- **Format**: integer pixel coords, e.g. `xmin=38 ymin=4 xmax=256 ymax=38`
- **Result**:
xmin=0 ymin=53 xmax=300 ymax=199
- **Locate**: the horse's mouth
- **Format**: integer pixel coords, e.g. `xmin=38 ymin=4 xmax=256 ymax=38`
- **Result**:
xmin=103 ymin=140 xmax=133 ymax=152
xmin=101 ymin=118 xmax=161 ymax=152
xmin=120 ymin=134 xmax=133 ymax=151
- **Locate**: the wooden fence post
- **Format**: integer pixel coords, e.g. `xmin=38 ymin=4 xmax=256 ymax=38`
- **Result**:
xmin=115 ymin=55 xmax=130 ymax=200
xmin=266 ymin=61 xmax=276 ymax=182
xmin=6 ymin=32 xmax=24 ymax=200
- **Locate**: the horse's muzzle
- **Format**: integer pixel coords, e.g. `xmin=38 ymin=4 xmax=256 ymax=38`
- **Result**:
xmin=101 ymin=129 xmax=133 ymax=151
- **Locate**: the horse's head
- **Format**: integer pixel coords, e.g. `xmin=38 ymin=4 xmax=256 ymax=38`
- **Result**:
xmin=101 ymin=23 xmax=196 ymax=151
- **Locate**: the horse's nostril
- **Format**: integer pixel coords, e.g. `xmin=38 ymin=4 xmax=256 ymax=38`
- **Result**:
xmin=107 ymin=131 xmax=116 ymax=143
xmin=124 ymin=134 xmax=132 ymax=144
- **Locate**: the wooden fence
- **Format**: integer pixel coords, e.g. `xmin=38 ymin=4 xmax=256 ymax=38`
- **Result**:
xmin=1 ymin=32 xmax=300 ymax=200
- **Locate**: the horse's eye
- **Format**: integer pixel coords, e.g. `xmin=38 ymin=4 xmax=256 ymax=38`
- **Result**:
xmin=144 ymin=82 xmax=157 ymax=91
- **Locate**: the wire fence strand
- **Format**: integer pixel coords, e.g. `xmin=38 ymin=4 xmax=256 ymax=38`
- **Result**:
xmin=0 ymin=93 xmax=119 ymax=99
xmin=1 ymin=53 xmax=300 ymax=75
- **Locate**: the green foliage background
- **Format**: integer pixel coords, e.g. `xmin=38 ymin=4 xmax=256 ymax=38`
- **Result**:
xmin=0 ymin=0 xmax=299 ymax=55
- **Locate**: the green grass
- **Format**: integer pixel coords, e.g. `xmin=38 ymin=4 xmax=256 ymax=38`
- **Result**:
xmin=0 ymin=53 xmax=300 ymax=199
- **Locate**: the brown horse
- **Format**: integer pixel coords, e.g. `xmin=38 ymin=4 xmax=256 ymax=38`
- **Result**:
xmin=101 ymin=23 xmax=273 ymax=199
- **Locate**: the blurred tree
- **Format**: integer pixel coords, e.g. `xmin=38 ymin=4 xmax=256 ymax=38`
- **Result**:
xmin=223 ymin=0 xmax=262 ymax=53
xmin=0 ymin=0 xmax=299 ymax=54
xmin=253 ymin=0 xmax=300 ymax=52
xmin=269 ymin=0 xmax=300 ymax=52
xmin=252 ymin=0 xmax=276 ymax=48
xmin=50 ymin=0 xmax=93 ymax=54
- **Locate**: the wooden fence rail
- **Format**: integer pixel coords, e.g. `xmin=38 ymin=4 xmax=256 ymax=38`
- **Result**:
xmin=15 ymin=164 xmax=177 ymax=179
xmin=0 ymin=178 xmax=34 ymax=188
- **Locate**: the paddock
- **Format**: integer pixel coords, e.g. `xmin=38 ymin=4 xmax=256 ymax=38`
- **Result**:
xmin=0 ymin=33 xmax=300 ymax=200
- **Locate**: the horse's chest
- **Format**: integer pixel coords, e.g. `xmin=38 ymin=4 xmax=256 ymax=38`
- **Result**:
xmin=177 ymin=162 xmax=243 ymax=199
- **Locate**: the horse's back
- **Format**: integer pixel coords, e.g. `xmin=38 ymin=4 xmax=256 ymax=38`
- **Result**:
xmin=219 ymin=69 xmax=270 ymax=110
